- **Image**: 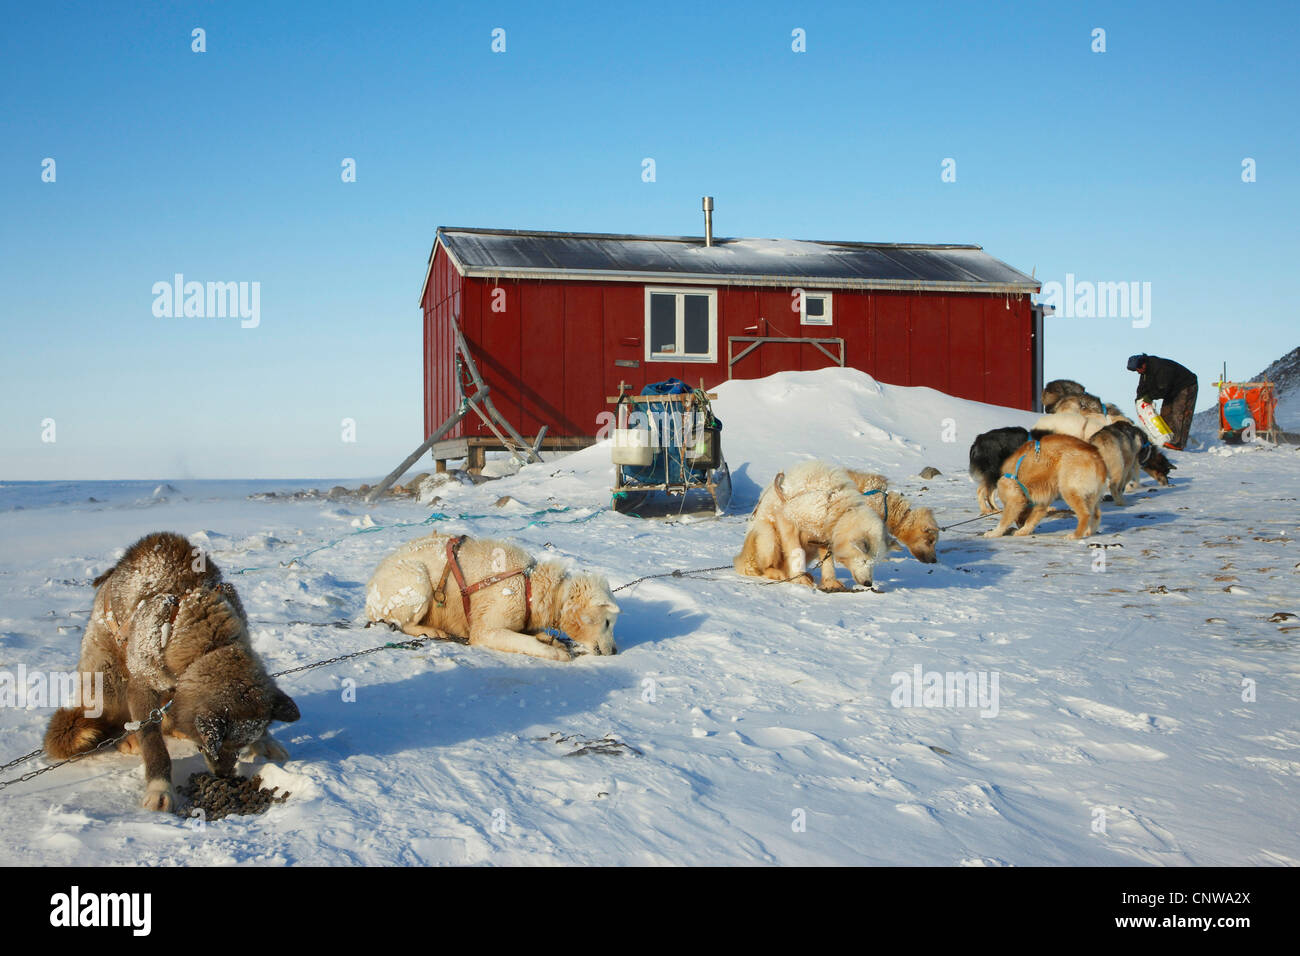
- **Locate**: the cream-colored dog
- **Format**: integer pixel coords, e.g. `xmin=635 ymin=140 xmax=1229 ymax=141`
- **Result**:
xmin=734 ymin=460 xmax=889 ymax=590
xmin=1032 ymin=410 xmax=1123 ymax=441
xmin=365 ymin=533 xmax=618 ymax=661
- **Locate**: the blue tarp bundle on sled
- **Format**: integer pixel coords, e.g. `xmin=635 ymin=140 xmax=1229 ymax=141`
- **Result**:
xmin=620 ymin=378 xmax=722 ymax=486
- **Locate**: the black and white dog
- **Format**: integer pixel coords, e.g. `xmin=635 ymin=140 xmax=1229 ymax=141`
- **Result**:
xmin=968 ymin=426 xmax=1032 ymax=514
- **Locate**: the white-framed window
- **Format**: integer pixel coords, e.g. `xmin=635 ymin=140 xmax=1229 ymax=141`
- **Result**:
xmin=644 ymin=287 xmax=717 ymax=363
xmin=799 ymin=290 xmax=833 ymax=326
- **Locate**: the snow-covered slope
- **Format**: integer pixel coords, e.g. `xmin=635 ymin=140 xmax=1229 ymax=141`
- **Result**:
xmin=2 ymin=368 xmax=1297 ymax=866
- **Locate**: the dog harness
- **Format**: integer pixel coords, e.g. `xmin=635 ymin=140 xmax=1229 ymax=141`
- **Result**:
xmin=435 ymin=535 xmax=535 ymax=631
xmin=1002 ymin=440 xmax=1041 ymax=500
xmin=772 ymin=471 xmax=788 ymax=502
xmin=861 ymin=488 xmax=888 ymax=525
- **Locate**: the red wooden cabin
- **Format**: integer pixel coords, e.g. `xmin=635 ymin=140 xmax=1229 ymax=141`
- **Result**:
xmin=419 ymin=226 xmax=1043 ymax=469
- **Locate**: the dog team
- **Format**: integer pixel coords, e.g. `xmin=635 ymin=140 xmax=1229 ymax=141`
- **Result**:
xmin=43 ymin=373 xmax=1181 ymax=810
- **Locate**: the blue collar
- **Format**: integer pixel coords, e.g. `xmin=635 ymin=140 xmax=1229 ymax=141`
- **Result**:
xmin=861 ymin=488 xmax=887 ymax=524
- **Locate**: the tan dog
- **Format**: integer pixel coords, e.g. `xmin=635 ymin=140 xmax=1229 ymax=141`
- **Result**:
xmin=1090 ymin=421 xmax=1145 ymax=505
xmin=984 ymin=435 xmax=1107 ymax=539
xmin=365 ymin=533 xmax=618 ymax=661
xmin=44 ymin=532 xmax=300 ymax=812
xmin=846 ymin=471 xmax=940 ymax=563
xmin=1052 ymin=393 xmax=1105 ymax=415
xmin=734 ymin=460 xmax=888 ymax=590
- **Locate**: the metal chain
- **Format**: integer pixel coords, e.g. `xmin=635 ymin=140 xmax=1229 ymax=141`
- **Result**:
xmin=612 ymin=565 xmax=735 ymax=593
xmin=0 ymin=748 xmax=43 ymax=773
xmin=269 ymin=637 xmax=434 ymax=678
xmin=0 ymin=701 xmax=172 ymax=792
xmin=940 ymin=513 xmax=998 ymax=531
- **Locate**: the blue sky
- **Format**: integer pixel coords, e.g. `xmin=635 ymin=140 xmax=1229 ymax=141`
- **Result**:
xmin=2 ymin=1 xmax=1296 ymax=479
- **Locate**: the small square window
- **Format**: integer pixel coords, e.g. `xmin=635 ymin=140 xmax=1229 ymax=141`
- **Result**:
xmin=800 ymin=291 xmax=833 ymax=326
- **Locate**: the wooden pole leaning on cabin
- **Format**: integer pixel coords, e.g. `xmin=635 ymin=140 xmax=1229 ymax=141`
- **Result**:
xmin=450 ymin=317 xmax=541 ymax=464
xmin=364 ymin=387 xmax=490 ymax=503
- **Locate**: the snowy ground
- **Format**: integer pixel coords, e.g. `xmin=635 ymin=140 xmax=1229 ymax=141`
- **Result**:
xmin=2 ymin=368 xmax=1297 ymax=866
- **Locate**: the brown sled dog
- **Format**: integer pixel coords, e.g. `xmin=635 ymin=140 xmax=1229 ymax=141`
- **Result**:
xmin=44 ymin=532 xmax=300 ymax=811
xmin=984 ymin=435 xmax=1107 ymax=539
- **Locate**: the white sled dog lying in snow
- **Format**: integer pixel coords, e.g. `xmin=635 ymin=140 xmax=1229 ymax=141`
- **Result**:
xmin=734 ymin=460 xmax=889 ymax=590
xmin=365 ymin=533 xmax=619 ymax=661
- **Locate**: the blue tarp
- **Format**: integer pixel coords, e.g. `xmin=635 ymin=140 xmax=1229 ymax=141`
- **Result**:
xmin=620 ymin=379 xmax=721 ymax=486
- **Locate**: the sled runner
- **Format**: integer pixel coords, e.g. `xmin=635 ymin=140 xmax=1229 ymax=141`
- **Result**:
xmin=608 ymin=378 xmax=732 ymax=516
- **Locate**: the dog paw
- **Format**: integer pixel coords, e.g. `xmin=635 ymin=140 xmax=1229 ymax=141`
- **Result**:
xmin=262 ymin=737 xmax=290 ymax=762
xmin=244 ymin=734 xmax=289 ymax=763
xmin=1012 ymin=527 xmax=1033 ymax=536
xmin=983 ymin=527 xmax=1005 ymax=538
xmin=116 ymin=733 xmax=141 ymax=755
xmin=818 ymin=579 xmax=849 ymax=593
xmin=539 ymin=641 xmax=572 ymax=662
xmin=791 ymin=573 xmax=816 ymax=588
xmin=140 ymin=780 xmax=174 ymax=813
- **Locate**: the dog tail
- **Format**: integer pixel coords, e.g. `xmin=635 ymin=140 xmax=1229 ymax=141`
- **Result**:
xmin=43 ymin=708 xmax=113 ymax=760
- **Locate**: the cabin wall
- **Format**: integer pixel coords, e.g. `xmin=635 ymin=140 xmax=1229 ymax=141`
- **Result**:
xmin=422 ymin=245 xmax=464 ymax=440
xmin=422 ymin=271 xmax=1035 ymax=440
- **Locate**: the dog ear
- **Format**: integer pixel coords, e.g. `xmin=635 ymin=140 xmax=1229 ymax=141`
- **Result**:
xmin=91 ymin=564 xmax=118 ymax=588
xmin=193 ymin=711 xmax=227 ymax=758
xmin=270 ymin=688 xmax=300 ymax=724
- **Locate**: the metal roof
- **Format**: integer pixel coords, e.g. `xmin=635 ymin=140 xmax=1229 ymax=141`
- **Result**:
xmin=427 ymin=226 xmax=1040 ymax=299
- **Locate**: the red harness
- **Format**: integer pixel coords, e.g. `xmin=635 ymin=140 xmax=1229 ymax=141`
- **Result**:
xmin=437 ymin=535 xmax=535 ymax=631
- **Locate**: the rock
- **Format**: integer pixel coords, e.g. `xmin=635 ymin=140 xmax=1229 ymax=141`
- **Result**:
xmin=494 ymin=495 xmax=514 ymax=508
xmin=358 ymin=484 xmax=372 ymax=494
xmin=328 ymin=485 xmax=349 ymax=499
xmin=919 ymin=466 xmax=942 ymax=479
xmin=416 ymin=473 xmax=457 ymax=505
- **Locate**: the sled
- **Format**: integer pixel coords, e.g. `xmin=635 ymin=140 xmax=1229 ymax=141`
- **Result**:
xmin=1215 ymin=375 xmax=1279 ymax=444
xmin=608 ymin=379 xmax=732 ymax=516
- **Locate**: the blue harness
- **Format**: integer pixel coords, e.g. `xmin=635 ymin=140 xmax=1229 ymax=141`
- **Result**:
xmin=861 ymin=488 xmax=887 ymax=524
xmin=1003 ymin=440 xmax=1041 ymax=499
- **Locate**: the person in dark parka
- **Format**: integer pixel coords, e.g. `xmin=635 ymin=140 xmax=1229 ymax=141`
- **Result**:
xmin=1127 ymin=353 xmax=1198 ymax=450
